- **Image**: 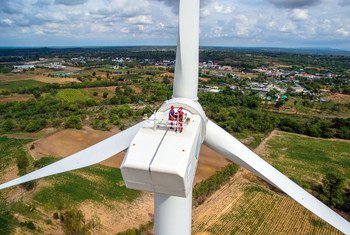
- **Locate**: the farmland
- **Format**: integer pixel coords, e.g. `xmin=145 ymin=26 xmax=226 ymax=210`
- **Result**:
xmin=57 ymin=89 xmax=93 ymax=103
xmin=0 ymin=80 xmax=46 ymax=91
xmin=261 ymin=131 xmax=350 ymax=188
xmin=192 ymin=172 xmax=341 ymax=235
xmin=0 ymin=47 xmax=349 ymax=234
xmin=192 ymin=131 xmax=350 ymax=235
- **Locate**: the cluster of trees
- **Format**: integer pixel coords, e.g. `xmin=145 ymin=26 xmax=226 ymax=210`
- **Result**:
xmin=279 ymin=117 xmax=350 ymax=139
xmin=200 ymin=89 xmax=261 ymax=110
xmin=319 ymin=172 xmax=350 ymax=212
xmin=193 ymin=163 xmax=240 ymax=206
xmin=211 ymin=106 xmax=350 ymax=139
xmin=0 ymin=96 xmax=87 ymax=133
xmin=91 ymin=105 xmax=153 ymax=131
xmin=0 ymin=65 xmax=11 ymax=73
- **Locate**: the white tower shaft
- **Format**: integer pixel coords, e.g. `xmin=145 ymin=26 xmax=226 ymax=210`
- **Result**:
xmin=154 ymin=191 xmax=192 ymax=235
xmin=173 ymin=0 xmax=200 ymax=100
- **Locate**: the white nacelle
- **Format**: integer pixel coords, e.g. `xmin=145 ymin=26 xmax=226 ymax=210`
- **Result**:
xmin=121 ymin=109 xmax=203 ymax=197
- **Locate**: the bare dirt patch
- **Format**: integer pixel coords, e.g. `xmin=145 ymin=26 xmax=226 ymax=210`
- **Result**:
xmin=33 ymin=77 xmax=80 ymax=84
xmin=0 ymin=94 xmax=34 ymax=103
xmin=327 ymin=93 xmax=350 ymax=104
xmin=80 ymin=193 xmax=154 ymax=234
xmin=254 ymin=130 xmax=280 ymax=156
xmin=0 ymin=72 xmax=79 ymax=84
xmin=29 ymin=126 xmax=119 ymax=160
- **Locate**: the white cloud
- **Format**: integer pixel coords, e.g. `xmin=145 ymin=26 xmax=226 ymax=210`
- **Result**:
xmin=126 ymin=15 xmax=153 ymax=25
xmin=1 ymin=18 xmax=12 ymax=26
xmin=280 ymin=20 xmax=296 ymax=33
xmin=213 ymin=1 xmax=234 ymax=14
xmin=291 ymin=9 xmax=308 ymax=21
xmin=336 ymin=28 xmax=350 ymax=36
xmin=0 ymin=0 xmax=349 ymax=48
xmin=234 ymin=14 xmax=254 ymax=37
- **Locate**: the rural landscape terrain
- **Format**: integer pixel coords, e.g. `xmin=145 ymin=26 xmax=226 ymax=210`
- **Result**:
xmin=0 ymin=47 xmax=349 ymax=234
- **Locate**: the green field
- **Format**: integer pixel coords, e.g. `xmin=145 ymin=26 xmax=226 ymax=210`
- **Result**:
xmin=33 ymin=157 xmax=141 ymax=209
xmin=0 ymin=80 xmax=46 ymax=91
xmin=0 ymin=137 xmax=32 ymax=174
xmin=57 ymin=88 xmax=93 ymax=103
xmin=263 ymin=131 xmax=350 ymax=188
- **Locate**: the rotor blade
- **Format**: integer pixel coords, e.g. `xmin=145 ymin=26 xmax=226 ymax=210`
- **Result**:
xmin=204 ymin=120 xmax=350 ymax=234
xmin=173 ymin=0 xmax=200 ymax=100
xmin=0 ymin=121 xmax=144 ymax=190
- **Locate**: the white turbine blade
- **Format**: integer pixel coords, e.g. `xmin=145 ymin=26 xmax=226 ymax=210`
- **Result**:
xmin=173 ymin=0 xmax=200 ymax=100
xmin=204 ymin=120 xmax=350 ymax=234
xmin=0 ymin=122 xmax=144 ymax=190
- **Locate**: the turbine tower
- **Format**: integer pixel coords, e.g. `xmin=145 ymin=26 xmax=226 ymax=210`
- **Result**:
xmin=0 ymin=0 xmax=350 ymax=234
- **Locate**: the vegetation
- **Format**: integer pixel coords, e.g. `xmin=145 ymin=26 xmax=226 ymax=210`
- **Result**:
xmin=57 ymin=89 xmax=93 ymax=103
xmin=64 ymin=116 xmax=83 ymax=129
xmin=116 ymin=221 xmax=153 ymax=235
xmin=0 ymin=47 xmax=348 ymax=233
xmin=194 ymin=182 xmax=340 ymax=235
xmin=262 ymin=131 xmax=350 ymax=215
xmin=61 ymin=208 xmax=99 ymax=235
xmin=193 ymin=163 xmax=240 ymax=206
xmin=32 ymin=157 xmax=141 ymax=209
xmin=0 ymin=80 xmax=46 ymax=91
xmin=0 ymin=137 xmax=32 ymax=175
xmin=320 ymin=173 xmax=350 ymax=212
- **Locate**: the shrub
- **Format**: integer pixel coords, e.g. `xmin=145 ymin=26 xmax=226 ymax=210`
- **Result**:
xmin=25 ymin=119 xmax=47 ymax=132
xmin=320 ymin=172 xmax=345 ymax=208
xmin=64 ymin=116 xmax=83 ymax=129
xmin=20 ymin=221 xmax=36 ymax=230
xmin=61 ymin=209 xmax=99 ymax=235
xmin=1 ymin=120 xmax=14 ymax=132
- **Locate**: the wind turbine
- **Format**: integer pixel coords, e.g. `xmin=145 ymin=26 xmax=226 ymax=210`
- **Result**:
xmin=1 ymin=0 xmax=350 ymax=234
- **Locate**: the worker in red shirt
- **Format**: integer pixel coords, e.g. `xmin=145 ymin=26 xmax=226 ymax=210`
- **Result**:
xmin=177 ymin=107 xmax=184 ymax=133
xmin=169 ymin=106 xmax=175 ymax=129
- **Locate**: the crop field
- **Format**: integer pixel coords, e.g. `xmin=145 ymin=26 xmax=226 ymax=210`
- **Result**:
xmin=193 ymin=180 xmax=340 ymax=235
xmin=262 ymin=131 xmax=350 ymax=188
xmin=0 ymin=80 xmax=46 ymax=91
xmin=192 ymin=131 xmax=349 ymax=235
xmin=57 ymin=88 xmax=93 ymax=103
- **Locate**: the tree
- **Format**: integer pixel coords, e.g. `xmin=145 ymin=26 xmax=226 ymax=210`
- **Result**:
xmin=65 ymin=116 xmax=83 ymax=129
xmin=93 ymin=91 xmax=98 ymax=96
xmin=92 ymin=71 xmax=96 ymax=77
xmin=102 ymin=92 xmax=108 ymax=98
xmin=33 ymin=90 xmax=41 ymax=99
xmin=61 ymin=209 xmax=90 ymax=235
xmin=321 ymin=172 xmax=345 ymax=207
xmin=1 ymin=120 xmax=14 ymax=132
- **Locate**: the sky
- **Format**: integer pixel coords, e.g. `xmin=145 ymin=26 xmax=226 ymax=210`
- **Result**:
xmin=0 ymin=0 xmax=349 ymax=49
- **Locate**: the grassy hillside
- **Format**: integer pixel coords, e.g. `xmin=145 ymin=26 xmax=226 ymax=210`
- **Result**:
xmin=33 ymin=157 xmax=140 ymax=209
xmin=263 ymin=131 xmax=350 ymax=188
xmin=0 ymin=137 xmax=32 ymax=174
xmin=0 ymin=80 xmax=46 ymax=91
xmin=57 ymin=89 xmax=93 ymax=103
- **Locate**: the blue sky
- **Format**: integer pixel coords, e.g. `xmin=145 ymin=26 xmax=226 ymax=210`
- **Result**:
xmin=0 ymin=0 xmax=349 ymax=49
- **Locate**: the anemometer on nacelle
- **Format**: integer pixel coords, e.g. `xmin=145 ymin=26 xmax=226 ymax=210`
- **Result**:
xmin=121 ymin=98 xmax=208 ymax=197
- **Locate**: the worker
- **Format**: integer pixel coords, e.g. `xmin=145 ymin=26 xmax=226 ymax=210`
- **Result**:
xmin=177 ymin=107 xmax=184 ymax=133
xmin=169 ymin=106 xmax=175 ymax=129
